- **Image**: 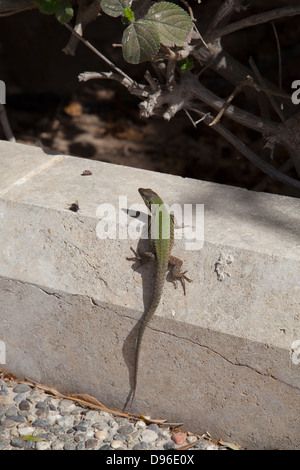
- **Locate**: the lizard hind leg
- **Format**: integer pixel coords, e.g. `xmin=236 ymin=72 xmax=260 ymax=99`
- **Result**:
xmin=168 ymin=255 xmax=193 ymax=295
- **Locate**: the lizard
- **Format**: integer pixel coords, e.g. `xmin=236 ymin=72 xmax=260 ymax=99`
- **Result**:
xmin=126 ymin=188 xmax=192 ymax=407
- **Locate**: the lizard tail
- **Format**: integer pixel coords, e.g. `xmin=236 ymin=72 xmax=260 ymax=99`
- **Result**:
xmin=130 ymin=263 xmax=168 ymax=407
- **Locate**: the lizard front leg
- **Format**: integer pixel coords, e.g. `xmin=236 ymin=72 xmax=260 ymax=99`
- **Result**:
xmin=168 ymin=255 xmax=192 ymax=295
xmin=126 ymin=247 xmax=156 ymax=268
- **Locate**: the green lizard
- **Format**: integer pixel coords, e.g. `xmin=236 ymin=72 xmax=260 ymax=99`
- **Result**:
xmin=127 ymin=188 xmax=192 ymax=406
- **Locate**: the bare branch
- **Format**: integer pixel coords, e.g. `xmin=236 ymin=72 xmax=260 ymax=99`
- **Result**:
xmin=191 ymin=110 xmax=300 ymax=192
xmin=205 ymin=0 xmax=245 ymax=36
xmin=63 ymin=0 xmax=101 ymax=56
xmin=265 ymin=113 xmax=300 ymax=177
xmin=193 ymin=47 xmax=295 ymax=117
xmin=0 ymin=0 xmax=37 ymax=16
xmin=185 ymin=76 xmax=278 ymax=134
xmin=249 ymin=57 xmax=285 ymax=122
xmin=64 ymin=23 xmax=134 ymax=84
xmin=206 ymin=5 xmax=300 ymax=42
xmin=271 ymin=21 xmax=282 ymax=91
xmin=78 ymin=71 xmax=149 ymax=98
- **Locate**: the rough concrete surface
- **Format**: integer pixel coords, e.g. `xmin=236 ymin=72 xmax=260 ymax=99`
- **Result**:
xmin=0 ymin=141 xmax=299 ymax=449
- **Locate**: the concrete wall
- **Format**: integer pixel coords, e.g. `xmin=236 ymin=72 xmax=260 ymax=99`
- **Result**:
xmin=0 ymin=141 xmax=299 ymax=449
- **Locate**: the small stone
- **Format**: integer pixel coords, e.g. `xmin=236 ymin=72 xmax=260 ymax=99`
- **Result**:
xmin=47 ymin=413 xmax=62 ymax=426
xmin=0 ymin=382 xmax=9 ymax=395
xmin=132 ymin=441 xmax=149 ymax=450
xmin=141 ymin=429 xmax=159 ymax=443
xmin=12 ymin=384 xmax=31 ymax=394
xmin=2 ymin=419 xmax=17 ymax=428
xmin=95 ymin=430 xmax=108 ymax=440
xmin=58 ymin=400 xmax=76 ymax=413
xmin=32 ymin=419 xmax=50 ymax=428
xmin=186 ymin=435 xmax=199 ymax=444
xmin=205 ymin=443 xmax=220 ymax=450
xmin=10 ymin=427 xmax=19 ymax=437
xmin=171 ymin=432 xmax=187 ymax=445
xmin=35 ymin=401 xmax=47 ymax=409
xmin=85 ymin=438 xmax=99 ymax=449
xmin=111 ymin=440 xmax=123 ymax=449
xmin=74 ymin=432 xmax=85 ymax=443
xmin=0 ymin=395 xmax=13 ymax=406
xmin=56 ymin=416 xmax=74 ymax=429
xmin=18 ymin=426 xmax=35 ymax=436
xmin=84 ymin=410 xmax=100 ymax=421
xmin=99 ymin=443 xmax=110 ymax=450
xmin=73 ymin=420 xmax=89 ymax=432
xmin=36 ymin=408 xmax=49 ymax=419
xmin=0 ymin=442 xmax=11 ymax=450
xmin=10 ymin=436 xmax=25 ymax=448
xmin=14 ymin=393 xmax=28 ymax=404
xmin=5 ymin=406 xmax=18 ymax=417
xmin=164 ymin=441 xmax=176 ymax=450
xmin=135 ymin=420 xmax=147 ymax=430
xmin=64 ymin=442 xmax=76 ymax=450
xmin=0 ymin=406 xmax=5 ymax=420
xmin=51 ymin=440 xmax=65 ymax=450
xmin=24 ymin=440 xmax=36 ymax=450
xmin=117 ymin=424 xmax=134 ymax=435
xmin=39 ymin=433 xmax=52 ymax=441
xmin=76 ymin=442 xmax=85 ymax=450
xmin=195 ymin=441 xmax=212 ymax=449
xmin=6 ymin=414 xmax=25 ymax=423
xmin=36 ymin=441 xmax=51 ymax=450
xmin=86 ymin=429 xmax=95 ymax=439
xmin=19 ymin=400 xmax=30 ymax=411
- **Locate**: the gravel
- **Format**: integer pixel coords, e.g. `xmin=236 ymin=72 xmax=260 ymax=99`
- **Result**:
xmin=0 ymin=377 xmax=225 ymax=451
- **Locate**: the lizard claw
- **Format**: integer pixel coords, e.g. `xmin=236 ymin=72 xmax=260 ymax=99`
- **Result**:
xmin=126 ymin=247 xmax=143 ymax=268
xmin=126 ymin=246 xmax=140 ymax=261
xmin=126 ymin=247 xmax=155 ymax=267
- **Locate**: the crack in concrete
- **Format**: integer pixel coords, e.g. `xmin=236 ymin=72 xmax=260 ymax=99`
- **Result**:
xmin=149 ymin=325 xmax=300 ymax=392
xmin=112 ymin=306 xmax=300 ymax=391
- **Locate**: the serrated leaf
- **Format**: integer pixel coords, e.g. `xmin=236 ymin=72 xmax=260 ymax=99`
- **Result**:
xmin=55 ymin=1 xmax=73 ymax=24
xmin=122 ymin=20 xmax=160 ymax=64
xmin=144 ymin=1 xmax=193 ymax=47
xmin=101 ymin=0 xmax=132 ymax=17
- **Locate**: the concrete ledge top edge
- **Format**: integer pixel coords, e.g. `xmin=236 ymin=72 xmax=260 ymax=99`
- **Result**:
xmin=1 ymin=141 xmax=299 ymax=259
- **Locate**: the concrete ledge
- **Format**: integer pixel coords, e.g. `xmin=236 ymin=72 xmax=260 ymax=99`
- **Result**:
xmin=0 ymin=140 xmax=299 ymax=449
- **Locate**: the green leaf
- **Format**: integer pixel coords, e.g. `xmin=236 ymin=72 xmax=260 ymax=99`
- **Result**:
xmin=22 ymin=435 xmax=45 ymax=442
xmin=101 ymin=0 xmax=132 ymax=18
xmin=55 ymin=1 xmax=74 ymax=24
xmin=144 ymin=2 xmax=193 ymax=47
xmin=34 ymin=0 xmax=60 ymax=15
xmin=122 ymin=19 xmax=160 ymax=64
xmin=123 ymin=7 xmax=134 ymax=22
xmin=178 ymin=56 xmax=194 ymax=71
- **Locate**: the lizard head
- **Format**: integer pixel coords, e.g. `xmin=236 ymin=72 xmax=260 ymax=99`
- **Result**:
xmin=138 ymin=188 xmax=162 ymax=210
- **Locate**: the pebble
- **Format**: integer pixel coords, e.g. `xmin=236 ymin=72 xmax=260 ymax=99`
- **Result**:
xmin=141 ymin=429 xmax=159 ymax=443
xmin=0 ymin=377 xmax=227 ymax=451
xmin=172 ymin=432 xmax=187 ymax=445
